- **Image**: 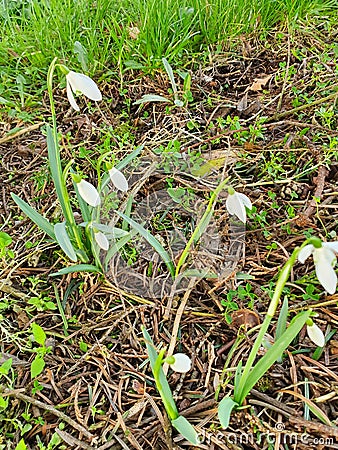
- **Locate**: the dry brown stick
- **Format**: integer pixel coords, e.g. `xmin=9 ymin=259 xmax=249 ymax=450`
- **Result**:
xmin=55 ymin=428 xmax=97 ymax=450
xmin=289 ymin=415 xmax=338 ymax=438
xmin=1 ymin=387 xmax=94 ymax=440
xmin=300 ymin=165 xmax=329 ymax=221
xmin=268 ymin=91 xmax=338 ymax=122
xmin=163 ymin=277 xmax=197 ymax=376
xmin=0 ymin=122 xmax=44 ymax=144
xmin=251 ymin=389 xmax=299 ymax=416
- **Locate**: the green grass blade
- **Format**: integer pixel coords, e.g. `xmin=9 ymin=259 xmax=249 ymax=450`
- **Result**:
xmin=116 ymin=145 xmax=144 ymax=171
xmin=104 ymin=229 xmax=136 ymax=271
xmin=54 ymin=222 xmax=77 ymax=262
xmin=122 ymin=195 xmax=134 ymax=232
xmin=275 ymin=296 xmax=288 ymax=340
xmin=115 ymin=211 xmax=175 ymax=278
xmin=11 ymin=193 xmax=56 ymax=240
xmin=50 ymin=264 xmax=102 ymax=276
xmin=237 ymin=310 xmax=311 ymax=404
xmin=133 ymin=94 xmax=171 ymax=105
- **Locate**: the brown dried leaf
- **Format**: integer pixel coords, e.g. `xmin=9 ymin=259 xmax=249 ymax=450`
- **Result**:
xmin=248 ymin=74 xmax=273 ymax=91
xmin=128 ymin=26 xmax=140 ymax=40
xmin=231 ymin=309 xmax=260 ymax=330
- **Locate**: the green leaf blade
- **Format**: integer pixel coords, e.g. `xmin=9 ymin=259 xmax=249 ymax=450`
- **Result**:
xmin=11 ymin=194 xmax=56 ymax=240
xmin=50 ymin=264 xmax=102 ymax=276
xmin=54 ymin=222 xmax=77 ymax=262
xmin=115 ymin=212 xmax=175 ymax=277
xmin=141 ymin=327 xmax=178 ymax=418
xmin=133 ymin=94 xmax=171 ymax=105
xmin=218 ymin=397 xmax=238 ymax=429
xmin=238 ymin=310 xmax=311 ymax=404
xmin=171 ymin=415 xmax=200 ymax=446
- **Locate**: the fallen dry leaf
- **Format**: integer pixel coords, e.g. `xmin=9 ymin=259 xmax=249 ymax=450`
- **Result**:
xmin=247 ymin=74 xmax=273 ymax=92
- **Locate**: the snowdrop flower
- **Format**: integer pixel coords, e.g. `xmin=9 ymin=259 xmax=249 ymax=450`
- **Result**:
xmin=306 ymin=319 xmax=325 ymax=347
xmin=94 ymin=230 xmax=109 ymax=251
xmin=298 ymin=240 xmax=338 ymax=294
xmin=73 ymin=177 xmax=101 ymax=207
xmin=166 ymin=353 xmax=192 ymax=373
xmin=226 ymin=187 xmax=252 ymax=223
xmin=109 ymin=167 xmax=129 ymax=192
xmin=66 ymin=70 xmax=102 ymax=111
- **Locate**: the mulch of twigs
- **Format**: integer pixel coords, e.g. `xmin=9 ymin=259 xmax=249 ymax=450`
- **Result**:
xmin=1 ymin=22 xmax=338 ymax=450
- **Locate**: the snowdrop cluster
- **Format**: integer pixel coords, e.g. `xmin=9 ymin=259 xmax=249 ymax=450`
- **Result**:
xmin=72 ymin=167 xmax=129 ymax=250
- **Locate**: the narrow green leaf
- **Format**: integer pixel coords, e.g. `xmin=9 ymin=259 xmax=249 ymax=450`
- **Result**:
xmin=238 ymin=310 xmax=311 ymax=404
xmin=122 ymin=194 xmax=133 ymax=232
xmin=171 ymin=415 xmax=200 ymax=445
xmin=50 ymin=264 xmax=102 ymax=276
xmin=31 ymin=323 xmax=46 ymax=346
xmin=54 ymin=222 xmax=77 ymax=262
xmin=275 ymin=296 xmax=288 ymax=341
xmin=73 ymin=41 xmax=88 ymax=72
xmin=46 ymin=125 xmax=67 ymax=217
xmin=162 ymin=58 xmax=178 ymax=94
xmin=31 ymin=355 xmax=45 ymax=379
xmin=79 ymin=222 xmax=129 ymax=238
xmin=142 ymin=327 xmax=178 ymax=417
xmin=133 ymin=94 xmax=171 ymax=105
xmin=11 ymin=194 xmax=55 ymax=239
xmin=46 ymin=125 xmax=77 ymax=238
xmin=104 ymin=230 xmax=136 ymax=271
xmin=218 ymin=397 xmax=238 ymax=429
xmin=115 ymin=211 xmax=175 ymax=277
xmin=116 ymin=145 xmax=143 ymax=171
xmin=233 ymin=360 xmax=242 ymax=400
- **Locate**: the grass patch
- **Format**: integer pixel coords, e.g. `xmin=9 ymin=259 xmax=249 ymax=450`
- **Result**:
xmin=1 ymin=0 xmax=337 ymax=112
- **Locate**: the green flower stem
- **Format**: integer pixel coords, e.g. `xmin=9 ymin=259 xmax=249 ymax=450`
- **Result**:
xmin=153 ymin=350 xmax=179 ymax=420
xmin=175 ymin=178 xmax=229 ymax=277
xmin=234 ymin=239 xmax=310 ymax=403
xmin=47 ymin=58 xmax=86 ymax=258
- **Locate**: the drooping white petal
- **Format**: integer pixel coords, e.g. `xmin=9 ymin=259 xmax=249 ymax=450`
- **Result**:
xmin=77 ymin=179 xmax=101 ymax=207
xmin=323 ymin=241 xmax=338 ymax=254
xmin=314 ymin=248 xmax=337 ymax=294
xmin=237 ymin=192 xmax=252 ymax=210
xmin=298 ymin=244 xmax=314 ymax=264
xmin=66 ymin=79 xmax=80 ymax=111
xmin=109 ymin=167 xmax=129 ymax=192
xmin=66 ymin=71 xmax=102 ymax=101
xmin=307 ymin=323 xmax=325 ymax=347
xmin=94 ymin=231 xmax=109 ymax=250
xmin=169 ymin=353 xmax=192 ymax=373
xmin=226 ymin=193 xmax=247 ymax=223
